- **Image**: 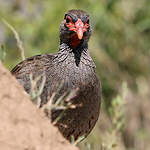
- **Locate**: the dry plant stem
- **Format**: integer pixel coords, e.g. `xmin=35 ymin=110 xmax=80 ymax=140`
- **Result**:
xmin=41 ymin=92 xmax=67 ymax=125
xmin=41 ymin=93 xmax=56 ymax=119
xmin=101 ymin=82 xmax=127 ymax=150
xmin=29 ymin=73 xmax=46 ymax=106
xmin=2 ymin=19 xmax=25 ymax=60
xmin=42 ymin=93 xmax=56 ymax=110
xmin=28 ymin=75 xmax=78 ymax=131
xmin=41 ymin=93 xmax=56 ymax=113
xmin=71 ymin=135 xmax=85 ymax=146
xmin=42 ymin=87 xmax=78 ymax=125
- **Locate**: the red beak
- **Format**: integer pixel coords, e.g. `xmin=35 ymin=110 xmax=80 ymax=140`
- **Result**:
xmin=75 ymin=19 xmax=84 ymax=40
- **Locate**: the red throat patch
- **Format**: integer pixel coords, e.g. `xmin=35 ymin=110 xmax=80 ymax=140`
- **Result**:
xmin=69 ymin=33 xmax=81 ymax=48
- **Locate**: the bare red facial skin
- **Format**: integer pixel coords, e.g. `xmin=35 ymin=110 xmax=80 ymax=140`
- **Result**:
xmin=65 ymin=16 xmax=89 ymax=48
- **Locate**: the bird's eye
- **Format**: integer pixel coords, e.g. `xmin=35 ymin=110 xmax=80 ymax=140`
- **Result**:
xmin=66 ymin=16 xmax=72 ymax=24
xmin=66 ymin=18 xmax=70 ymax=23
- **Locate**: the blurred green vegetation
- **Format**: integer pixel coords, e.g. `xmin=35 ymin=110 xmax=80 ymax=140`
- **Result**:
xmin=0 ymin=0 xmax=150 ymax=150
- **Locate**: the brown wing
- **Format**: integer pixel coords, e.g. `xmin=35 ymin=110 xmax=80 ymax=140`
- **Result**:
xmin=11 ymin=54 xmax=56 ymax=75
xmin=11 ymin=54 xmax=55 ymax=93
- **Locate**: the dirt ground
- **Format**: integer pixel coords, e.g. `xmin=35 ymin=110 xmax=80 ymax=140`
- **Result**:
xmin=0 ymin=61 xmax=78 ymax=150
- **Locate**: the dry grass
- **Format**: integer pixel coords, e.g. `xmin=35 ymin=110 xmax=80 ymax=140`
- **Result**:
xmin=2 ymin=19 xmax=25 ymax=61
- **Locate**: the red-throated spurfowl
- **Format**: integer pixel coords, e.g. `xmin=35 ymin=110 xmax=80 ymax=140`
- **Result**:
xmin=11 ymin=9 xmax=101 ymax=141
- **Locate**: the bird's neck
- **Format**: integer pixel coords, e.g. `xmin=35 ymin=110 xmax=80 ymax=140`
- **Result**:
xmin=57 ymin=42 xmax=95 ymax=68
xmin=59 ymin=42 xmax=88 ymax=59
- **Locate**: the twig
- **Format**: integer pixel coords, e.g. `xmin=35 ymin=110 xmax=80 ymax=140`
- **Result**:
xmin=29 ymin=73 xmax=46 ymax=106
xmin=2 ymin=19 xmax=25 ymax=60
xmin=71 ymin=135 xmax=85 ymax=146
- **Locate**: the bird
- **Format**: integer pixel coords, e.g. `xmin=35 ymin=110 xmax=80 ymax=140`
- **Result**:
xmin=11 ymin=9 xmax=101 ymax=141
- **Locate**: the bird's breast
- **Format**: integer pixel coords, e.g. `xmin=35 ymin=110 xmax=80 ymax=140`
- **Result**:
xmin=55 ymin=56 xmax=95 ymax=89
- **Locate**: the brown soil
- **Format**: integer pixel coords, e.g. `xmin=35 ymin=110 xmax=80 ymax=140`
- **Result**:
xmin=0 ymin=61 xmax=78 ymax=150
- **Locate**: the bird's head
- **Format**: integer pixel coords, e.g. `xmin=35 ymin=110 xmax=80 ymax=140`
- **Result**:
xmin=60 ymin=9 xmax=91 ymax=48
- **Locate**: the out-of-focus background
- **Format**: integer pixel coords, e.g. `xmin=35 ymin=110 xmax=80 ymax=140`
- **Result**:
xmin=0 ymin=0 xmax=150 ymax=150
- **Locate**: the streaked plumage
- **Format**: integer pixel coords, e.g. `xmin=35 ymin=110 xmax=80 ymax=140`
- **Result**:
xmin=11 ymin=9 xmax=101 ymax=141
